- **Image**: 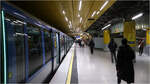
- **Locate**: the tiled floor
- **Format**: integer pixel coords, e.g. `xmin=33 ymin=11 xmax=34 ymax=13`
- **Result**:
xmin=76 ymin=44 xmax=150 ymax=84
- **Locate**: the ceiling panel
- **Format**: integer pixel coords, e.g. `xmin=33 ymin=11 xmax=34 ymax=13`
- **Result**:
xmin=9 ymin=0 xmax=116 ymax=36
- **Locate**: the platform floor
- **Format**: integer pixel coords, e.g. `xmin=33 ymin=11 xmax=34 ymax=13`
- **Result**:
xmin=50 ymin=43 xmax=150 ymax=84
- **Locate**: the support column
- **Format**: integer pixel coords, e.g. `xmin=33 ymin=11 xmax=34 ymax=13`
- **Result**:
xmin=103 ymin=30 xmax=110 ymax=51
xmin=146 ymin=28 xmax=150 ymax=56
xmin=123 ymin=20 xmax=136 ymax=48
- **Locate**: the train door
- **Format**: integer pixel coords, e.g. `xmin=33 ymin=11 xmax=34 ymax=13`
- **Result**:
xmin=4 ymin=13 xmax=26 ymax=82
xmin=60 ymin=35 xmax=65 ymax=62
xmin=64 ymin=36 xmax=67 ymax=55
xmin=53 ymin=32 xmax=60 ymax=70
xmin=43 ymin=30 xmax=53 ymax=73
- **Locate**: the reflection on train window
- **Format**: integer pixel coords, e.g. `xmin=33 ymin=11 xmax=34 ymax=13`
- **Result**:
xmin=44 ymin=30 xmax=52 ymax=63
xmin=5 ymin=13 xmax=26 ymax=82
xmin=60 ymin=35 xmax=65 ymax=59
xmin=27 ymin=24 xmax=43 ymax=77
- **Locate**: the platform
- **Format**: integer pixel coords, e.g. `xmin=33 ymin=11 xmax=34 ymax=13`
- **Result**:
xmin=50 ymin=43 xmax=150 ymax=84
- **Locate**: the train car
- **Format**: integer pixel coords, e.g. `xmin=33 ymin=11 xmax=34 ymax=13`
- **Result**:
xmin=1 ymin=2 xmax=74 ymax=83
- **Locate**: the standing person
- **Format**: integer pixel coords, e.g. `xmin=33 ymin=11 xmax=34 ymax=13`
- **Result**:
xmin=116 ymin=38 xmax=135 ymax=84
xmin=81 ymin=40 xmax=84 ymax=47
xmin=89 ymin=39 xmax=95 ymax=54
xmin=78 ymin=39 xmax=81 ymax=47
xmin=108 ymin=38 xmax=117 ymax=63
xmin=138 ymin=39 xmax=144 ymax=56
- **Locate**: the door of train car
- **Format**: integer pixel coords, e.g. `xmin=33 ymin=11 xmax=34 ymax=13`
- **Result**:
xmin=60 ymin=34 xmax=65 ymax=62
xmin=43 ymin=29 xmax=53 ymax=73
xmin=53 ymin=32 xmax=60 ymax=70
xmin=3 ymin=13 xmax=26 ymax=83
xmin=64 ymin=36 xmax=67 ymax=55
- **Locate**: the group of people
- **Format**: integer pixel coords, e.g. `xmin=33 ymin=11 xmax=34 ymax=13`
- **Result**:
xmin=77 ymin=39 xmax=95 ymax=54
xmin=108 ymin=38 xmax=135 ymax=84
xmin=77 ymin=37 xmax=145 ymax=84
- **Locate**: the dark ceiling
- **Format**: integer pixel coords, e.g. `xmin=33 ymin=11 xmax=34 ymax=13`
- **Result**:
xmin=86 ymin=0 xmax=149 ymax=32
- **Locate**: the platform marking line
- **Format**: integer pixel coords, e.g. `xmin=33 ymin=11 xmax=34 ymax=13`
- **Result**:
xmin=66 ymin=49 xmax=75 ymax=84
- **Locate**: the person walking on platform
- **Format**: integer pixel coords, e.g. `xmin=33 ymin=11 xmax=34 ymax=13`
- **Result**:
xmin=138 ymin=39 xmax=145 ymax=56
xmin=108 ymin=38 xmax=117 ymax=63
xmin=116 ymin=38 xmax=135 ymax=84
xmin=89 ymin=39 xmax=95 ymax=54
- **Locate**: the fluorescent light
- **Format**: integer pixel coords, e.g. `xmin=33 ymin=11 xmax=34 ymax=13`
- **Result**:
xmin=97 ymin=11 xmax=100 ymax=15
xmin=102 ymin=24 xmax=111 ymax=30
xmin=91 ymin=11 xmax=96 ymax=17
xmin=79 ymin=0 xmax=82 ymax=11
xmin=132 ymin=13 xmax=143 ymax=20
xmin=63 ymin=10 xmax=66 ymax=14
xmin=100 ymin=1 xmax=109 ymax=11
xmin=65 ymin=17 xmax=68 ymax=22
xmin=69 ymin=21 xmax=71 ymax=25
xmin=78 ymin=14 xmax=80 ymax=17
xmin=80 ymin=17 xmax=82 ymax=23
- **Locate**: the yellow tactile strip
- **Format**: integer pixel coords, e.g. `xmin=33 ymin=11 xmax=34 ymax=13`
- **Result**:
xmin=66 ymin=50 xmax=75 ymax=84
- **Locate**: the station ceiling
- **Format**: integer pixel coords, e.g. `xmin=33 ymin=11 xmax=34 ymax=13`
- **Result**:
xmin=87 ymin=0 xmax=149 ymax=32
xmin=8 ymin=0 xmax=116 ymax=36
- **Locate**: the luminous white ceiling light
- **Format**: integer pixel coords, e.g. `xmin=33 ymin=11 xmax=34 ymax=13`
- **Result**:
xmin=91 ymin=11 xmax=96 ymax=17
xmin=79 ymin=0 xmax=82 ymax=11
xmin=63 ymin=10 xmax=66 ymax=15
xmin=102 ymin=24 xmax=111 ymax=30
xmin=97 ymin=11 xmax=100 ymax=15
xmin=69 ymin=21 xmax=71 ymax=25
xmin=132 ymin=13 xmax=143 ymax=20
xmin=100 ymin=0 xmax=109 ymax=11
xmin=78 ymin=14 xmax=80 ymax=17
xmin=80 ymin=17 xmax=82 ymax=23
xmin=65 ymin=17 xmax=68 ymax=22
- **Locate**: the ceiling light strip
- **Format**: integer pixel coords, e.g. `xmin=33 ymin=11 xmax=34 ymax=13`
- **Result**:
xmin=91 ymin=11 xmax=96 ymax=17
xmin=80 ymin=17 xmax=82 ymax=23
xmin=100 ymin=0 xmax=109 ymax=11
xmin=97 ymin=11 xmax=100 ymax=15
xmin=63 ymin=10 xmax=66 ymax=15
xmin=79 ymin=0 xmax=82 ymax=11
xmin=132 ymin=13 xmax=143 ymax=20
xmin=102 ymin=24 xmax=111 ymax=30
xmin=65 ymin=17 xmax=68 ymax=22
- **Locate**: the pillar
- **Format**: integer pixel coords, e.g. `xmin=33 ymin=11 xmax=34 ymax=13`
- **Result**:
xmin=103 ymin=30 xmax=110 ymax=51
xmin=123 ymin=20 xmax=136 ymax=47
xmin=146 ymin=28 xmax=150 ymax=56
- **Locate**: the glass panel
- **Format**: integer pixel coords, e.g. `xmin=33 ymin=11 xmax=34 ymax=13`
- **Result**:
xmin=44 ymin=30 xmax=52 ymax=63
xmin=27 ymin=24 xmax=43 ymax=77
xmin=5 ymin=14 xmax=26 ymax=82
xmin=60 ymin=35 xmax=65 ymax=61
xmin=53 ymin=33 xmax=59 ymax=70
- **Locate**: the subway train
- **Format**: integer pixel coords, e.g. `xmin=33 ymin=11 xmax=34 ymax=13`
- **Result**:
xmin=1 ymin=2 xmax=74 ymax=83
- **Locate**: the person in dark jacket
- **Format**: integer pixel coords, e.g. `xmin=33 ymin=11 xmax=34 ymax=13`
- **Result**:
xmin=116 ymin=38 xmax=135 ymax=84
xmin=89 ymin=39 xmax=95 ymax=54
xmin=108 ymin=38 xmax=117 ymax=63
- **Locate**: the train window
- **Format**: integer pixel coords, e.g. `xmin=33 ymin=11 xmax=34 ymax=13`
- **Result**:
xmin=27 ymin=24 xmax=43 ymax=77
xmin=43 ymin=30 xmax=52 ymax=63
xmin=4 ymin=13 xmax=26 ymax=82
xmin=53 ymin=33 xmax=60 ymax=70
